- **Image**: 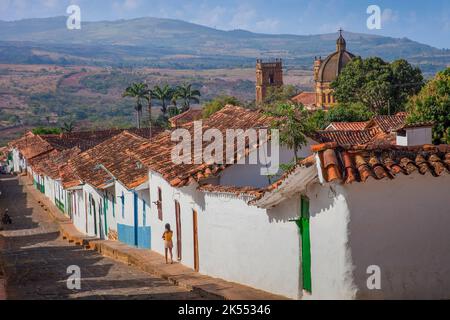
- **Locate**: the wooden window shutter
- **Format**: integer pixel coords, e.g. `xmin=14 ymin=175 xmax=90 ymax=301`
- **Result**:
xmin=157 ymin=187 xmax=163 ymax=221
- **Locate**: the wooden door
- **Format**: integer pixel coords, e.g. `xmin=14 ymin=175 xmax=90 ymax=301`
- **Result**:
xmin=175 ymin=201 xmax=182 ymax=261
xmin=193 ymin=210 xmax=199 ymax=272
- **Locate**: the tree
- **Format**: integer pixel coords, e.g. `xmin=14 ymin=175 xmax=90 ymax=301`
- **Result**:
xmin=332 ymin=57 xmax=424 ymax=115
xmin=266 ymin=103 xmax=312 ymax=162
xmin=173 ymin=83 xmax=201 ymax=112
xmin=263 ymin=85 xmax=297 ymax=107
xmin=305 ymin=103 xmax=373 ymax=131
xmin=32 ymin=127 xmax=61 ymax=135
xmin=122 ymin=82 xmax=149 ymax=129
xmin=202 ymin=95 xmax=241 ymax=118
xmin=152 ymin=84 xmax=174 ymax=116
xmin=61 ymin=120 xmax=76 ymax=133
xmin=407 ymin=67 xmax=450 ymax=144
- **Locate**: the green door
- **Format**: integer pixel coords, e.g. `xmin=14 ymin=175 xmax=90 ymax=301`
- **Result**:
xmin=296 ymin=196 xmax=312 ymax=293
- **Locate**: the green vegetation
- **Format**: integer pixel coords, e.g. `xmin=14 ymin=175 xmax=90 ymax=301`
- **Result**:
xmin=266 ymin=103 xmax=312 ymax=162
xmin=308 ymin=103 xmax=374 ymax=130
xmin=407 ymin=67 xmax=450 ymax=144
xmin=123 ymin=83 xmax=150 ymax=129
xmin=173 ymin=83 xmax=201 ymax=112
xmin=263 ymin=85 xmax=298 ymax=108
xmin=332 ymin=57 xmax=424 ymax=115
xmin=32 ymin=127 xmax=62 ymax=135
xmin=151 ymin=84 xmax=174 ymax=116
xmin=202 ymin=95 xmax=242 ymax=118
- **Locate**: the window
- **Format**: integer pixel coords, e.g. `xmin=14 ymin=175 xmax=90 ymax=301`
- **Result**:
xmin=112 ymin=195 xmax=116 ymax=218
xmin=143 ymin=200 xmax=147 ymax=226
xmin=269 ymin=74 xmax=275 ymax=85
xmin=157 ymin=188 xmax=163 ymax=221
xmin=121 ymin=192 xmax=125 ymax=219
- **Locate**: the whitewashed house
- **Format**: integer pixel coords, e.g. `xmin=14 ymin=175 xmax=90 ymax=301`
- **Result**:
xmin=61 ymin=131 xmax=152 ymax=245
xmin=128 ymin=106 xmax=317 ymax=298
xmin=249 ymin=142 xmax=450 ymax=299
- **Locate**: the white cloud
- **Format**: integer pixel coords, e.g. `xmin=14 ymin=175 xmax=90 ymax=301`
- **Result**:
xmin=381 ymin=8 xmax=399 ymax=24
xmin=112 ymin=0 xmax=140 ymax=12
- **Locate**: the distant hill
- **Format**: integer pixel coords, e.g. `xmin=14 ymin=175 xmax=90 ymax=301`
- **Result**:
xmin=0 ymin=16 xmax=449 ymax=75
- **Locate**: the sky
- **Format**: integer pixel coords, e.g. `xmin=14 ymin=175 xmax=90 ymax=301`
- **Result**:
xmin=0 ymin=0 xmax=449 ymax=49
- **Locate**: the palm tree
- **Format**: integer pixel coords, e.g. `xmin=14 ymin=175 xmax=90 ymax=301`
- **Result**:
xmin=266 ymin=103 xmax=312 ymax=162
xmin=152 ymin=84 xmax=174 ymax=116
xmin=146 ymin=87 xmax=154 ymax=138
xmin=123 ymin=82 xmax=149 ymax=129
xmin=174 ymin=83 xmax=201 ymax=112
xmin=61 ymin=120 xmax=75 ymax=133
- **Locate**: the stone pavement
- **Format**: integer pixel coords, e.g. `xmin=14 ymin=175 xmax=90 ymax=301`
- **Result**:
xmin=16 ymin=174 xmax=288 ymax=300
xmin=0 ymin=174 xmax=205 ymax=300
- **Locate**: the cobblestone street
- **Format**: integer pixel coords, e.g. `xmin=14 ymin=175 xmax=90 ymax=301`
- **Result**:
xmin=0 ymin=175 xmax=204 ymax=300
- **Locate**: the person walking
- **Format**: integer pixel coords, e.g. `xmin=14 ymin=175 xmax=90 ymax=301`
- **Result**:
xmin=1 ymin=208 xmax=12 ymax=225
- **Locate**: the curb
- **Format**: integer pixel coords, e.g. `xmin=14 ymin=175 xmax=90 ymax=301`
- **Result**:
xmin=19 ymin=176 xmax=288 ymax=301
xmin=0 ymin=235 xmax=7 ymax=300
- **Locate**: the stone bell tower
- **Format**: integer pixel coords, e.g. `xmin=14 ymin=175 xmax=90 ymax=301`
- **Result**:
xmin=256 ymin=59 xmax=283 ymax=105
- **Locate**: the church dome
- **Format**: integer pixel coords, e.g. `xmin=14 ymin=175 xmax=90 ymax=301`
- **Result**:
xmin=317 ymin=32 xmax=355 ymax=83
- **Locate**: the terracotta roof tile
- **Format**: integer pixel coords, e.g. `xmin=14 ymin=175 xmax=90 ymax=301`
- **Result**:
xmin=316 ymin=128 xmax=381 ymax=146
xmin=366 ymin=113 xmax=407 ymax=133
xmin=169 ymin=108 xmax=203 ymax=128
xmin=291 ymin=92 xmax=316 ymax=107
xmin=69 ymin=131 xmax=149 ymax=190
xmin=326 ymin=121 xmax=368 ymax=131
xmin=130 ymin=105 xmax=274 ymax=188
xmin=316 ymin=144 xmax=450 ymax=184
xmin=198 ymin=184 xmax=263 ymax=198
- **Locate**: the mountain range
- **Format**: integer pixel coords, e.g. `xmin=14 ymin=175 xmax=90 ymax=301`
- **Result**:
xmin=1 ymin=16 xmax=449 ymax=74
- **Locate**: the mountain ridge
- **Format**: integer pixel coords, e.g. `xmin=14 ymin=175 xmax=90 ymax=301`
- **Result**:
xmin=0 ymin=16 xmax=449 ymax=74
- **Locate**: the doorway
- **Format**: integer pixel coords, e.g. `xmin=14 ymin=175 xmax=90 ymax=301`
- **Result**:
xmin=175 ymin=201 xmax=182 ymax=261
xmin=296 ymin=196 xmax=312 ymax=293
xmin=193 ymin=210 xmax=199 ymax=272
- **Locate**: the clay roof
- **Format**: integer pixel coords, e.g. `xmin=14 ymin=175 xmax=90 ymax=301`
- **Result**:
xmin=291 ymin=92 xmax=316 ymax=107
xmin=9 ymin=132 xmax=54 ymax=160
xmin=40 ymin=128 xmax=162 ymax=152
xmin=31 ymin=148 xmax=81 ymax=180
xmin=68 ymin=131 xmax=149 ymax=190
xmin=0 ymin=146 xmax=8 ymax=161
xmin=313 ymin=143 xmax=450 ymax=184
xmin=316 ymin=128 xmax=380 ymax=146
xmin=249 ymin=155 xmax=318 ymax=208
xmin=366 ymin=113 xmax=407 ymax=133
xmin=169 ymin=108 xmax=203 ymax=128
xmin=251 ymin=143 xmax=450 ymax=208
xmin=326 ymin=121 xmax=368 ymax=131
xmin=130 ymin=105 xmax=274 ymax=188
xmin=199 ymin=184 xmax=263 ymax=198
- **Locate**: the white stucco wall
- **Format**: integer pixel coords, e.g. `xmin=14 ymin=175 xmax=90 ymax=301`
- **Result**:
xmin=148 ymin=170 xmax=302 ymax=299
xmin=219 ymin=140 xmax=315 ymax=188
xmin=304 ymin=182 xmax=357 ymax=300
xmin=205 ymin=193 xmax=301 ymax=299
xmin=148 ymin=171 xmax=201 ymax=268
xmin=345 ymin=173 xmax=450 ymax=299
xmin=396 ymin=127 xmax=433 ymax=147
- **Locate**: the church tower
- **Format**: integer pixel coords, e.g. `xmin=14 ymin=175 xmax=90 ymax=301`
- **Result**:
xmin=314 ymin=29 xmax=355 ymax=109
xmin=256 ymin=59 xmax=283 ymax=105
